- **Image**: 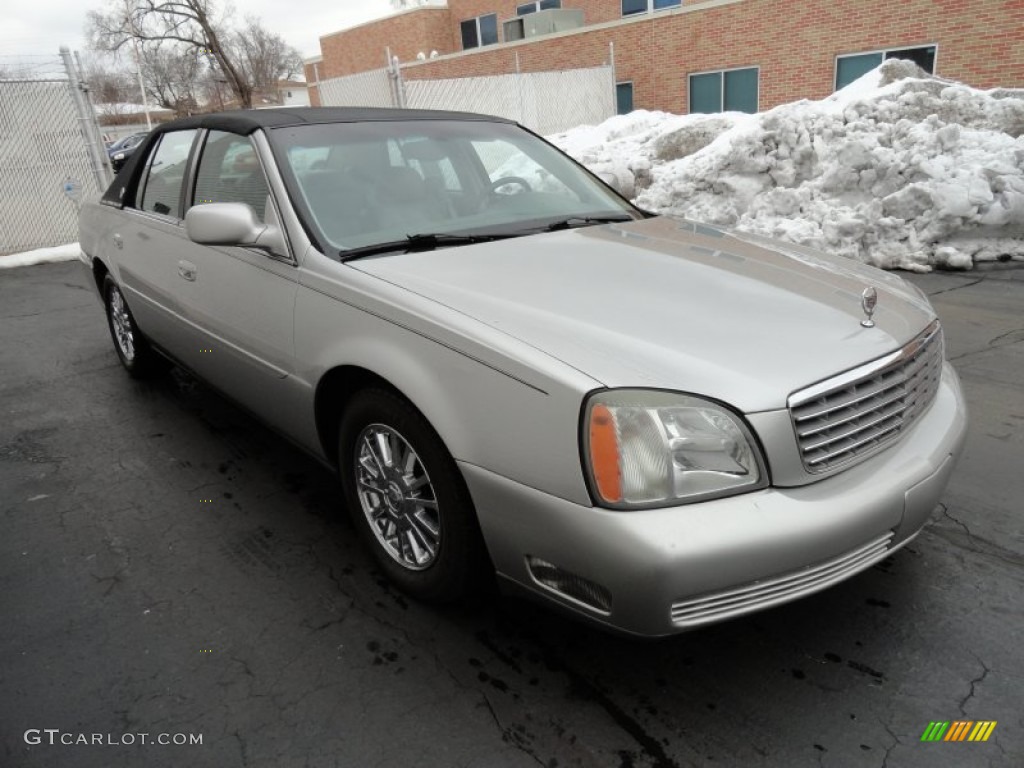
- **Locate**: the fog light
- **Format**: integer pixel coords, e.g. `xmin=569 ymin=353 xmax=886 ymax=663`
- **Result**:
xmin=526 ymin=556 xmax=612 ymax=614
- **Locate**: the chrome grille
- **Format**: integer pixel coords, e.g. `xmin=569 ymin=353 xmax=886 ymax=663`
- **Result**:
xmin=789 ymin=321 xmax=944 ymax=473
xmin=670 ymin=532 xmax=895 ymax=627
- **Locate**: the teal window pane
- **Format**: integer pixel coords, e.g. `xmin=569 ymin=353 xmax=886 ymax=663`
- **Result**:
xmin=835 ymin=52 xmax=883 ymax=89
xmin=653 ymin=0 xmax=681 ymax=8
xmin=540 ymin=0 xmax=561 ymax=9
xmin=616 ymin=82 xmax=634 ymax=114
xmin=689 ymin=72 xmax=722 ymax=114
xmin=622 ymin=0 xmax=646 ymax=16
xmin=723 ymin=68 xmax=758 ymax=113
xmin=479 ymin=14 xmax=499 ymax=46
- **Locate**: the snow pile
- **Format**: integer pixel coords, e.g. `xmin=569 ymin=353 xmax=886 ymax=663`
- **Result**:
xmin=551 ymin=59 xmax=1024 ymax=270
xmin=0 ymin=243 xmax=81 ymax=269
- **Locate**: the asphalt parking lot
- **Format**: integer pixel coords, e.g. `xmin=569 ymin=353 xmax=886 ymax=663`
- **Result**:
xmin=1 ymin=261 xmax=1021 ymax=768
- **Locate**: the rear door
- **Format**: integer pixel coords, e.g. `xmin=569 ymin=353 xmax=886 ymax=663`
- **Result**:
xmin=113 ymin=128 xmax=203 ymax=364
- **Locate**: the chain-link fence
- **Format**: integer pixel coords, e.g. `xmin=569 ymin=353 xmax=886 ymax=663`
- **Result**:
xmin=0 ymin=51 xmax=112 ymax=255
xmin=317 ymin=68 xmax=395 ymax=108
xmin=315 ymin=48 xmax=615 ymax=136
xmin=404 ymin=66 xmax=613 ymax=136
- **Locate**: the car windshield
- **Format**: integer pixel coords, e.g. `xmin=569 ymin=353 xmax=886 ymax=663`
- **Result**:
xmin=270 ymin=119 xmax=637 ymax=254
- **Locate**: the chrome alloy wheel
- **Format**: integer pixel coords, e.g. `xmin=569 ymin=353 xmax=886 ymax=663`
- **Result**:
xmin=109 ymin=287 xmax=135 ymax=361
xmin=354 ymin=424 xmax=441 ymax=571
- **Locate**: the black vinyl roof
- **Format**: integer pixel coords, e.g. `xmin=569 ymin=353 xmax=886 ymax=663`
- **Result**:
xmin=151 ymin=107 xmax=515 ymax=136
xmin=102 ymin=107 xmax=516 ymax=206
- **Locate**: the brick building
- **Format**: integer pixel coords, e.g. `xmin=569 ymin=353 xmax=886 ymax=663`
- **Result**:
xmin=304 ymin=0 xmax=1024 ymax=115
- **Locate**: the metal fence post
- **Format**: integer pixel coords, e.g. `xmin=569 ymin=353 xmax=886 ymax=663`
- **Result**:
xmin=60 ymin=47 xmax=112 ymax=190
xmin=609 ymin=41 xmax=617 ymax=113
xmin=386 ymin=47 xmax=406 ymax=109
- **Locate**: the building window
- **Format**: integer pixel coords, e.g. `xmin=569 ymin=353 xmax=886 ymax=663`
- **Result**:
xmin=517 ymin=0 xmax=561 ymax=15
xmin=622 ymin=0 xmax=680 ymax=15
xmin=616 ymin=82 xmax=634 ymax=114
xmin=689 ymin=67 xmax=759 ymax=114
xmin=835 ymin=45 xmax=936 ymax=90
xmin=460 ymin=13 xmax=499 ymax=49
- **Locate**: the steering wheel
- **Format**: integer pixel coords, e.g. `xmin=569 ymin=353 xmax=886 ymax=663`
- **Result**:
xmin=489 ymin=176 xmax=533 ymax=194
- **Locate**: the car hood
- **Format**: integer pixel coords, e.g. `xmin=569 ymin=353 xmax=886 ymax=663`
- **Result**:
xmin=351 ymin=217 xmax=936 ymax=412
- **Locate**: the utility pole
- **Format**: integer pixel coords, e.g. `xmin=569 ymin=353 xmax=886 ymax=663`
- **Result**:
xmin=123 ymin=0 xmax=153 ymax=130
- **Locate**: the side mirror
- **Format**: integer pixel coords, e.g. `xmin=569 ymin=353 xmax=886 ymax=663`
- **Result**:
xmin=185 ymin=202 xmax=288 ymax=259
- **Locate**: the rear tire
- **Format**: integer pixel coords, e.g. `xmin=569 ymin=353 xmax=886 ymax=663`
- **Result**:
xmin=339 ymin=388 xmax=488 ymax=602
xmin=103 ymin=275 xmax=162 ymax=378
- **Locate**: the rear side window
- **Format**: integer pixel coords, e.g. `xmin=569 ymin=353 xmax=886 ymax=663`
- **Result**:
xmin=192 ymin=131 xmax=271 ymax=222
xmin=138 ymin=130 xmax=197 ymax=217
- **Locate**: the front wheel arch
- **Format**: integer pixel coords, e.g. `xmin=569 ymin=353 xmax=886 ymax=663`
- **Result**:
xmin=314 ymin=365 xmax=404 ymax=469
xmin=336 ymin=387 xmax=493 ymax=601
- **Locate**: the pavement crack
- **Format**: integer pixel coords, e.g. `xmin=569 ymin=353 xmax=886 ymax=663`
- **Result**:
xmin=234 ymin=729 xmax=250 ymax=768
xmin=480 ymin=691 xmax=546 ymax=767
xmin=930 ymin=504 xmax=1024 ymax=570
xmin=558 ymin=658 xmax=680 ymax=768
xmin=926 ymin=277 xmax=984 ymax=296
xmin=948 ymin=327 xmax=1024 ymax=362
xmin=957 ymin=654 xmax=990 ymax=716
xmin=879 ymin=720 xmax=901 ymax=768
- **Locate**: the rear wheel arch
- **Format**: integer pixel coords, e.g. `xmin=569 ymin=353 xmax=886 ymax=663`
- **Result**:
xmin=91 ymin=257 xmax=110 ymax=296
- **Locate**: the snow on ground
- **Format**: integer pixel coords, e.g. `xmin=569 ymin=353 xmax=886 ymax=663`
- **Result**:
xmin=94 ymin=102 xmax=152 ymax=117
xmin=0 ymin=243 xmax=81 ymax=269
xmin=550 ymin=59 xmax=1024 ymax=271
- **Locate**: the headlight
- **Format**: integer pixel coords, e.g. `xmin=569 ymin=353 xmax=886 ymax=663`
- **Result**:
xmin=583 ymin=389 xmax=767 ymax=508
xmin=114 ymin=152 xmax=125 ymax=160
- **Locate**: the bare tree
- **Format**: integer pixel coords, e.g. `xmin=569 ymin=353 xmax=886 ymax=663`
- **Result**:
xmin=139 ymin=42 xmax=202 ymax=115
xmin=88 ymin=0 xmax=252 ymax=108
xmin=79 ymin=53 xmax=135 ymax=104
xmin=229 ymin=17 xmax=302 ymax=96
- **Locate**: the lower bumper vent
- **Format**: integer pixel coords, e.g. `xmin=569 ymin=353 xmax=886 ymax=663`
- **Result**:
xmin=670 ymin=532 xmax=895 ymax=627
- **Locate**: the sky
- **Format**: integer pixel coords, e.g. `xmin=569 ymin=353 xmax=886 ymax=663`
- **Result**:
xmin=1 ymin=0 xmax=404 ymax=64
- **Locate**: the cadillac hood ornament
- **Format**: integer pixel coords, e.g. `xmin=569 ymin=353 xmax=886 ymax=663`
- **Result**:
xmin=860 ymin=286 xmax=878 ymax=328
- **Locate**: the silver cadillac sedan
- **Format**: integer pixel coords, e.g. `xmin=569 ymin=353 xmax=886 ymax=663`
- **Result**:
xmin=79 ymin=108 xmax=967 ymax=636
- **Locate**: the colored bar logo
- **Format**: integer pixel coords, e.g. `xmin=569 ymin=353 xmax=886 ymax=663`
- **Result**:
xmin=921 ymin=721 xmax=997 ymax=742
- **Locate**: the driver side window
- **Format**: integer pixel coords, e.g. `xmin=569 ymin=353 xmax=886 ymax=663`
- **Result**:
xmin=138 ymin=130 xmax=197 ymax=217
xmin=191 ymin=131 xmax=271 ymax=222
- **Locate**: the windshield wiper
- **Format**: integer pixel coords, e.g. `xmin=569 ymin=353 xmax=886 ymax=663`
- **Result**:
xmin=340 ymin=232 xmax=519 ymax=262
xmin=543 ymin=215 xmax=635 ymax=232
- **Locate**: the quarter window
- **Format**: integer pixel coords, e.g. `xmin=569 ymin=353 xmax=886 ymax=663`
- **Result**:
xmin=517 ymin=0 xmax=561 ymax=14
xmin=689 ymin=67 xmax=759 ymax=114
xmin=460 ymin=13 xmax=499 ymax=50
xmin=138 ymin=129 xmax=197 ymax=217
xmin=835 ymin=45 xmax=936 ymax=90
xmin=192 ymin=131 xmax=271 ymax=222
xmin=622 ymin=0 xmax=680 ymax=15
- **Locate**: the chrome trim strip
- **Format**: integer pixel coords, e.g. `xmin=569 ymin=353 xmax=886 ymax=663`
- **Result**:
xmin=670 ymin=532 xmax=894 ymax=627
xmin=789 ymin=320 xmax=941 ymax=407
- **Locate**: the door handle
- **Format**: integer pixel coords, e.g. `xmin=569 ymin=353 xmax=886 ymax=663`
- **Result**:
xmin=112 ymin=233 xmax=123 ymax=250
xmin=177 ymin=260 xmax=197 ymax=281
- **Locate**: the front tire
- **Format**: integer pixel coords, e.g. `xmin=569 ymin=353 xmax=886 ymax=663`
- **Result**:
xmin=339 ymin=389 xmax=487 ymax=602
xmin=103 ymin=275 xmax=161 ymax=378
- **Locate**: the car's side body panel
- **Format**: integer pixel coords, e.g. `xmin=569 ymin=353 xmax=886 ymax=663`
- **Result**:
xmin=294 ymin=254 xmax=603 ymax=505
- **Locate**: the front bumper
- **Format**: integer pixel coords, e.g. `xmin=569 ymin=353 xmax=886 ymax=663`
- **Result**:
xmin=462 ymin=363 xmax=967 ymax=637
